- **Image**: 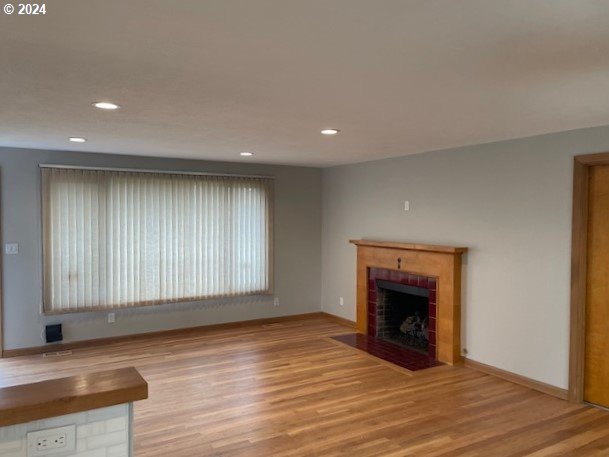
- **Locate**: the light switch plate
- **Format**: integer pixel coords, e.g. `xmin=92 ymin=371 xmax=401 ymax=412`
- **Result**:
xmin=5 ymin=243 xmax=18 ymax=255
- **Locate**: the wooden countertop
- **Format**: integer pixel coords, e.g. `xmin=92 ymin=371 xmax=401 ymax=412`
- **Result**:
xmin=0 ymin=367 xmax=148 ymax=427
xmin=349 ymin=239 xmax=468 ymax=254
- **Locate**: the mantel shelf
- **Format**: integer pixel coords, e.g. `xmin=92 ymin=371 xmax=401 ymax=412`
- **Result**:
xmin=349 ymin=239 xmax=468 ymax=254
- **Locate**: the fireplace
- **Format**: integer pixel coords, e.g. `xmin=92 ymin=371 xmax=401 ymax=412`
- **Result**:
xmin=376 ymin=281 xmax=431 ymax=353
xmin=351 ymin=239 xmax=467 ymax=365
xmin=368 ymin=269 xmax=437 ymax=359
xmin=332 ymin=266 xmax=443 ymax=370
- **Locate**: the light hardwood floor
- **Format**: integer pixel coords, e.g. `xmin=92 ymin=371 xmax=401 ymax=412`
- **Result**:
xmin=1 ymin=316 xmax=608 ymax=456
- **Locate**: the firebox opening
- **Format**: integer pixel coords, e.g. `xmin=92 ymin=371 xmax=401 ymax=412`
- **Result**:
xmin=376 ymin=280 xmax=430 ymax=353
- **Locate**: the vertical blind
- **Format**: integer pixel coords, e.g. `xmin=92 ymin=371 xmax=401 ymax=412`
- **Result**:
xmin=41 ymin=167 xmax=273 ymax=313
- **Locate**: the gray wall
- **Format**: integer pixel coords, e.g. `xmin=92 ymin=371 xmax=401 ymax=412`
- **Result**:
xmin=6 ymin=123 xmax=609 ymax=390
xmin=321 ymin=124 xmax=609 ymax=390
xmin=0 ymin=147 xmax=322 ymax=350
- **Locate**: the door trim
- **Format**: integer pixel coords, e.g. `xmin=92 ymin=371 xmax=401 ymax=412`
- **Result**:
xmin=569 ymin=152 xmax=609 ymax=402
xmin=0 ymin=172 xmax=3 ymax=357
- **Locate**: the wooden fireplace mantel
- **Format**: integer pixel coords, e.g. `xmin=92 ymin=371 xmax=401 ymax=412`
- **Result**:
xmin=349 ymin=239 xmax=467 ymax=254
xmin=350 ymin=239 xmax=468 ymax=365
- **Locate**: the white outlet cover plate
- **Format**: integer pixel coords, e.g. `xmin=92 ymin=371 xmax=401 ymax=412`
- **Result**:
xmin=27 ymin=424 xmax=76 ymax=456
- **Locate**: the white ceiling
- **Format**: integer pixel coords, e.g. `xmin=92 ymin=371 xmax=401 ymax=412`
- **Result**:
xmin=2 ymin=1 xmax=609 ymax=167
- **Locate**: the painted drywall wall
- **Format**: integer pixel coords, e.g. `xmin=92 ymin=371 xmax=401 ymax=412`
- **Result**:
xmin=321 ymin=124 xmax=609 ymax=390
xmin=0 ymin=147 xmax=321 ymax=350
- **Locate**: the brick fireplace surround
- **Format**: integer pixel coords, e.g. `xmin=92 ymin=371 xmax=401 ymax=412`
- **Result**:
xmin=369 ymin=268 xmax=437 ymax=358
xmin=350 ymin=240 xmax=467 ymax=365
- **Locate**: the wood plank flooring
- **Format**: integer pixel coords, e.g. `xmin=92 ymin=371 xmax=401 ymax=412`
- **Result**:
xmin=0 ymin=316 xmax=607 ymax=456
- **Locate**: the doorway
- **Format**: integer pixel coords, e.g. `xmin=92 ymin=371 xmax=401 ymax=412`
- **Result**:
xmin=569 ymin=153 xmax=609 ymax=405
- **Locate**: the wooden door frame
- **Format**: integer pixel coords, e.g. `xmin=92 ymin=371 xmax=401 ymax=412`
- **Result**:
xmin=0 ymin=172 xmax=3 ymax=357
xmin=569 ymin=152 xmax=609 ymax=402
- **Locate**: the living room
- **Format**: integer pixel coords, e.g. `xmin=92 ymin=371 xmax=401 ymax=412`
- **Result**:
xmin=1 ymin=2 xmax=609 ymax=456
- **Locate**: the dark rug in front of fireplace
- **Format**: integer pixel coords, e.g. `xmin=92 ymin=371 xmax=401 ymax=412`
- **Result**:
xmin=331 ymin=333 xmax=443 ymax=372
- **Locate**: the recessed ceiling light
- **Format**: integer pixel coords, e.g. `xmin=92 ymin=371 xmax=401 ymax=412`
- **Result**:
xmin=240 ymin=152 xmax=254 ymax=156
xmin=69 ymin=137 xmax=87 ymax=143
xmin=321 ymin=129 xmax=340 ymax=135
xmin=92 ymin=101 xmax=120 ymax=110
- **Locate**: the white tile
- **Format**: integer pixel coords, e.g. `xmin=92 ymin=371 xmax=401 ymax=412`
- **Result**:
xmin=107 ymin=443 xmax=128 ymax=457
xmin=78 ymin=421 xmax=106 ymax=438
xmin=0 ymin=424 xmax=27 ymax=441
xmin=76 ymin=437 xmax=88 ymax=452
xmin=67 ymin=449 xmax=106 ymax=457
xmin=0 ymin=438 xmax=24 ymax=452
xmin=0 ymin=403 xmax=130 ymax=457
xmin=87 ymin=405 xmax=128 ymax=422
xmin=105 ymin=417 xmax=127 ymax=433
xmin=86 ymin=430 xmax=128 ymax=450
xmin=35 ymin=412 xmax=85 ymax=429
xmin=0 ymin=450 xmax=26 ymax=457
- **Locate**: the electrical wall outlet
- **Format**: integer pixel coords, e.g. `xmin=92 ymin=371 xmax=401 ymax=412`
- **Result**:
xmin=273 ymin=297 xmax=280 ymax=307
xmin=27 ymin=424 xmax=76 ymax=456
xmin=403 ymin=200 xmax=410 ymax=211
xmin=107 ymin=312 xmax=116 ymax=323
xmin=339 ymin=297 xmax=344 ymax=306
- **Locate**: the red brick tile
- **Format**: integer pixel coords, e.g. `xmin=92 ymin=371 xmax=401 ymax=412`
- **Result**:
xmin=388 ymin=270 xmax=400 ymax=282
xmin=418 ymin=276 xmax=429 ymax=288
xmin=380 ymin=272 xmax=388 ymax=280
xmin=369 ymin=268 xmax=378 ymax=280
xmin=331 ymin=333 xmax=442 ymax=372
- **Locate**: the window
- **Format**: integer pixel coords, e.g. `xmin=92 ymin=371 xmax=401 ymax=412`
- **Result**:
xmin=41 ymin=167 xmax=273 ymax=313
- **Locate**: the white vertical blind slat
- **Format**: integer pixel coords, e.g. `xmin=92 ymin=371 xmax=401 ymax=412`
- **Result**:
xmin=41 ymin=168 xmax=272 ymax=313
